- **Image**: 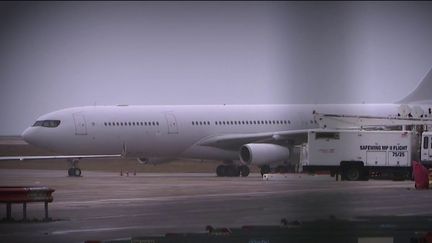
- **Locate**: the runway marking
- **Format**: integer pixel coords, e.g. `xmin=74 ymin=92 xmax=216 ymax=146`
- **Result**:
xmin=51 ymin=225 xmax=201 ymax=235
xmin=51 ymin=226 xmax=144 ymax=235
xmin=53 ymin=183 xmax=414 ymax=207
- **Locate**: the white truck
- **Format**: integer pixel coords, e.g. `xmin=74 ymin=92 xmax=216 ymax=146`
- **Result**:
xmin=300 ymin=129 xmax=432 ymax=181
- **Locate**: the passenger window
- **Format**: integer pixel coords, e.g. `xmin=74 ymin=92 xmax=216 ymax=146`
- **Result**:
xmin=424 ymin=136 xmax=429 ymax=150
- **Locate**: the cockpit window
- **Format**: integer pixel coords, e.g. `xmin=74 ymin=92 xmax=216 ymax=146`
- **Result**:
xmin=32 ymin=120 xmax=61 ymax=128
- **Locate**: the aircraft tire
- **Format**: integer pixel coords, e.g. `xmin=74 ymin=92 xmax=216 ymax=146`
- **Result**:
xmin=344 ymin=166 xmax=360 ymax=181
xmin=228 ymin=166 xmax=240 ymax=177
xmin=216 ymin=165 xmax=226 ymax=177
xmin=74 ymin=168 xmax=82 ymax=177
xmin=67 ymin=168 xmax=74 ymax=177
xmin=240 ymin=166 xmax=250 ymax=177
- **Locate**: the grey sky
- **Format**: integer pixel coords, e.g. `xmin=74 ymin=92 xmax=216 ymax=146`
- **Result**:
xmin=1 ymin=2 xmax=432 ymax=135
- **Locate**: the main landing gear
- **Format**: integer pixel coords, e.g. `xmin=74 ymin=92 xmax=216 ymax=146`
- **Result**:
xmin=216 ymin=165 xmax=250 ymax=177
xmin=67 ymin=159 xmax=82 ymax=177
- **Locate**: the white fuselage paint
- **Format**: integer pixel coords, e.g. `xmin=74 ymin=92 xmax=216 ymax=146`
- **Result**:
xmin=22 ymin=104 xmax=430 ymax=163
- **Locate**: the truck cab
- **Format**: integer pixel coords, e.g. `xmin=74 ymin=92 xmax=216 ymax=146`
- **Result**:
xmin=421 ymin=131 xmax=432 ymax=167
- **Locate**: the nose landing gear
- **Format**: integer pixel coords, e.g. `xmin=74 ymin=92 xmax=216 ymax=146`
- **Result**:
xmin=67 ymin=159 xmax=82 ymax=177
xmin=67 ymin=167 xmax=82 ymax=177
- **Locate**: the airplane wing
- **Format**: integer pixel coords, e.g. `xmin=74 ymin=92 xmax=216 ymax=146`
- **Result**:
xmin=0 ymin=154 xmax=122 ymax=161
xmin=197 ymin=130 xmax=309 ymax=150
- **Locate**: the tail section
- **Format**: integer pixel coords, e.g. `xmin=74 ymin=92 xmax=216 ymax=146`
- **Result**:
xmin=399 ymin=67 xmax=432 ymax=104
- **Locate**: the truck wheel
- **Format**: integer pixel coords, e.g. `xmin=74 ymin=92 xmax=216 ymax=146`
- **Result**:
xmin=344 ymin=166 xmax=360 ymax=181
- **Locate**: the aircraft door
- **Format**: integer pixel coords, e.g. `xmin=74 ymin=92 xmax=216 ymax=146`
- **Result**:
xmin=165 ymin=112 xmax=178 ymax=134
xmin=73 ymin=112 xmax=87 ymax=135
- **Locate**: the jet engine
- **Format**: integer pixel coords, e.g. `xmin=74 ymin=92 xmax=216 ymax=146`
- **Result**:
xmin=137 ymin=157 xmax=173 ymax=165
xmin=239 ymin=143 xmax=290 ymax=166
xmin=137 ymin=157 xmax=150 ymax=164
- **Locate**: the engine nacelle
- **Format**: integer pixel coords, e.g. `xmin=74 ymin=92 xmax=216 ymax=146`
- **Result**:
xmin=137 ymin=157 xmax=173 ymax=165
xmin=239 ymin=143 xmax=290 ymax=166
xmin=137 ymin=157 xmax=150 ymax=164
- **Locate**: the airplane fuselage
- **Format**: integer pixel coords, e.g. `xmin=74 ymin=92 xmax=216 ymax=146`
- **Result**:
xmin=22 ymin=104 xmax=428 ymax=163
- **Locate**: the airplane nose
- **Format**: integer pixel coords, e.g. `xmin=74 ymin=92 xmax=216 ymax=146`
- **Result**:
xmin=21 ymin=127 xmax=33 ymax=144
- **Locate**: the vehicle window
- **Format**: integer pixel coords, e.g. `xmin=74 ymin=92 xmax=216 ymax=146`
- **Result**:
xmin=33 ymin=120 xmax=61 ymax=128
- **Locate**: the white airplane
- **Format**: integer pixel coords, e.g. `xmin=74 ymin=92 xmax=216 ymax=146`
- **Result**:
xmin=2 ymin=68 xmax=432 ymax=177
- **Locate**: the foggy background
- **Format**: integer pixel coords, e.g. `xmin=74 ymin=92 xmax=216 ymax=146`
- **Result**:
xmin=1 ymin=2 xmax=432 ymax=135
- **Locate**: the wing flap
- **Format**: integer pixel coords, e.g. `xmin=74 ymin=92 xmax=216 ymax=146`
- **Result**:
xmin=198 ymin=130 xmax=309 ymax=150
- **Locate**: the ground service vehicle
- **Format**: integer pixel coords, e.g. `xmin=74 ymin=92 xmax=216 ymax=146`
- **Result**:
xmin=300 ymin=129 xmax=431 ymax=181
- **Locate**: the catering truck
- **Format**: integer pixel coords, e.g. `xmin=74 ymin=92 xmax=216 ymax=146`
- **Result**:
xmin=299 ymin=129 xmax=432 ymax=181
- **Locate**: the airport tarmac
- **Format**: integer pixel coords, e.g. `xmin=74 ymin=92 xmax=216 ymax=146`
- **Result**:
xmin=0 ymin=169 xmax=432 ymax=243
